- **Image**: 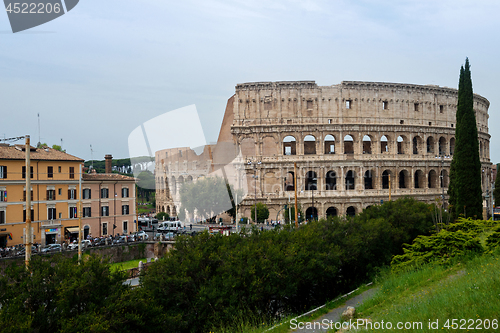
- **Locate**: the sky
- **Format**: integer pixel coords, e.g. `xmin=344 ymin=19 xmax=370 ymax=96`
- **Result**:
xmin=1 ymin=0 xmax=499 ymax=163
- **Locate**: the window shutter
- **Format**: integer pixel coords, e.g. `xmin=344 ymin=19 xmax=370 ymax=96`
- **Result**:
xmin=4 ymin=166 xmax=6 ymax=178
xmin=68 ymin=189 xmax=71 ymax=199
xmin=23 ymin=191 xmax=26 ymax=201
xmin=31 ymin=191 xmax=33 ymax=201
xmin=46 ymin=190 xmax=49 ymax=200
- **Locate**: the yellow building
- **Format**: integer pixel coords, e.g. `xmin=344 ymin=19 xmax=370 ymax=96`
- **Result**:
xmin=0 ymin=143 xmax=84 ymax=247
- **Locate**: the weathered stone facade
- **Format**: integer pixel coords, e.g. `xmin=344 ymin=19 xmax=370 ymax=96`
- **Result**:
xmin=157 ymin=81 xmax=492 ymax=221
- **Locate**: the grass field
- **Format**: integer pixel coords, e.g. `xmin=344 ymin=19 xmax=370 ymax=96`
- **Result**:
xmin=110 ymin=258 xmax=148 ymax=272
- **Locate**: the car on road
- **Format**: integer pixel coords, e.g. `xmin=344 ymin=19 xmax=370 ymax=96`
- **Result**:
xmin=41 ymin=244 xmax=62 ymax=253
xmin=136 ymin=231 xmax=149 ymax=240
xmin=68 ymin=240 xmax=92 ymax=250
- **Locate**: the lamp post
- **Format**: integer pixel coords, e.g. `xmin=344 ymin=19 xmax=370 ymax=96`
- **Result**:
xmin=248 ymin=160 xmax=261 ymax=223
xmin=311 ymin=177 xmax=317 ymax=220
xmin=435 ymin=154 xmax=450 ymax=211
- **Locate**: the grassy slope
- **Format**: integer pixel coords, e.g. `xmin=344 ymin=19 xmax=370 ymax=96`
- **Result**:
xmin=351 ymin=252 xmax=500 ymax=332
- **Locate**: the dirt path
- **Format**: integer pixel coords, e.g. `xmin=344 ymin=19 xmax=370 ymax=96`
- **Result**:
xmin=291 ymin=287 xmax=378 ymax=333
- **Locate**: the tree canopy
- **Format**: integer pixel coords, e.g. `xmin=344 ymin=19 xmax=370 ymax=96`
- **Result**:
xmin=448 ymin=58 xmax=483 ymax=219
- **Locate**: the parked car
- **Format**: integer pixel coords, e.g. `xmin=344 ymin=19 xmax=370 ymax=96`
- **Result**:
xmin=68 ymin=240 xmax=92 ymax=250
xmin=136 ymin=231 xmax=149 ymax=240
xmin=41 ymin=243 xmax=62 ymax=253
xmin=15 ymin=245 xmax=38 ymax=256
xmin=113 ymin=235 xmax=128 ymax=244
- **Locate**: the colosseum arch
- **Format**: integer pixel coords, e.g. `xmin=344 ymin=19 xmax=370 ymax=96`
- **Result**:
xmin=364 ymin=169 xmax=374 ymax=189
xmin=306 ymin=207 xmax=318 ymax=220
xmin=324 ymin=135 xmax=336 ymax=154
xmin=382 ymin=170 xmax=392 ymax=189
xmin=414 ymin=170 xmax=425 ymax=188
xmin=380 ymin=135 xmax=389 ymax=153
xmin=428 ymin=170 xmax=438 ymax=188
xmin=304 ymin=135 xmax=316 ymax=155
xmin=363 ymin=135 xmax=372 ymax=154
xmin=344 ymin=135 xmax=354 ymax=154
xmin=440 ymin=169 xmax=449 ymax=188
xmin=438 ymin=137 xmax=447 ymax=156
xmin=399 ymin=170 xmax=410 ymax=189
xmin=305 ymin=171 xmax=318 ymax=190
xmin=397 ymin=135 xmax=407 ymax=154
xmin=262 ymin=136 xmax=278 ymax=156
xmin=326 ymin=206 xmax=338 ymax=217
xmin=285 ymin=171 xmax=295 ymax=191
xmin=345 ymin=170 xmax=355 ymax=190
xmin=325 ymin=170 xmax=337 ymax=190
xmin=283 ymin=135 xmax=297 ymax=155
xmin=413 ymin=136 xmax=423 ymax=155
xmin=240 ymin=137 xmax=256 ymax=157
xmin=346 ymin=206 xmax=356 ymax=217
xmin=426 ymin=136 xmax=435 ymax=154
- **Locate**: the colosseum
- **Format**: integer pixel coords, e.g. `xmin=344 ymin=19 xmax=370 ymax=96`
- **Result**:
xmin=156 ymin=80 xmax=492 ymax=222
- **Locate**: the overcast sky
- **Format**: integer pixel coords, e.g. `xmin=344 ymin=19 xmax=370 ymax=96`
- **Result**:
xmin=1 ymin=0 xmax=499 ymax=163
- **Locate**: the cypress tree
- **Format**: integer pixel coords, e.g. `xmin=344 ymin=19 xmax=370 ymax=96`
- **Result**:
xmin=448 ymin=58 xmax=483 ymax=219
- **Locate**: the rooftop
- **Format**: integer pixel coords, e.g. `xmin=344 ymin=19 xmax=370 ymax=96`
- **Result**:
xmin=0 ymin=144 xmax=84 ymax=162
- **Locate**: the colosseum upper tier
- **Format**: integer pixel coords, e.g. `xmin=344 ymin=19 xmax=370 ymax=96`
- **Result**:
xmin=156 ymin=80 xmax=492 ymax=221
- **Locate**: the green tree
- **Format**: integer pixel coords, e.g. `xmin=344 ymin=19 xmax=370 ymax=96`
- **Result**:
xmin=51 ymin=144 xmax=64 ymax=152
xmin=448 ymin=58 xmax=483 ymax=219
xmin=156 ymin=212 xmax=169 ymax=220
xmin=283 ymin=204 xmax=303 ymax=223
xmin=494 ymin=163 xmax=500 ymax=207
xmin=250 ymin=202 xmax=269 ymax=223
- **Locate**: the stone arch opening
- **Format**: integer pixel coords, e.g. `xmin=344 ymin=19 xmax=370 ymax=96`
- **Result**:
xmin=283 ymin=136 xmax=297 ymax=155
xmin=285 ymin=171 xmax=295 ymax=191
xmin=428 ymin=170 xmax=438 ymax=188
xmin=346 ymin=206 xmax=356 ymax=217
xmin=413 ymin=136 xmax=422 ymax=155
xmin=426 ymin=136 xmax=435 ymax=154
xmin=450 ymin=137 xmax=455 ymax=155
xmin=306 ymin=207 xmax=318 ymax=220
xmin=380 ymin=135 xmax=389 ymax=153
xmin=324 ymin=134 xmax=336 ymax=154
xmin=344 ymin=135 xmax=354 ymax=154
xmin=345 ymin=170 xmax=355 ymax=190
xmin=326 ymin=206 xmax=338 ymax=218
xmin=382 ymin=170 xmax=391 ymax=189
xmin=304 ymin=135 xmax=316 ymax=155
xmin=397 ymin=136 xmax=405 ymax=154
xmin=399 ymin=170 xmax=409 ymax=189
xmin=364 ymin=170 xmax=373 ymax=189
xmin=414 ymin=170 xmax=424 ymax=188
xmin=325 ymin=170 xmax=337 ymax=190
xmin=440 ymin=169 xmax=449 ymax=188
xmin=438 ymin=137 xmax=446 ymax=155
xmin=363 ymin=135 xmax=372 ymax=154
xmin=305 ymin=171 xmax=317 ymax=190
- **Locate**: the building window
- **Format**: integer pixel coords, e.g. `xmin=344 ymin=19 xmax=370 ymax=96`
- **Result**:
xmin=47 ymin=189 xmax=56 ymax=200
xmin=101 ymin=188 xmax=109 ymax=199
xmin=48 ymin=208 xmax=57 ymax=220
xmin=440 ymin=105 xmax=444 ymax=113
xmin=122 ymin=205 xmax=129 ymax=215
xmin=0 ymin=166 xmax=7 ymax=179
xmin=68 ymin=189 xmax=77 ymax=200
xmin=83 ymin=188 xmax=91 ymax=199
xmin=58 ymin=188 xmax=62 ymax=196
xmin=69 ymin=167 xmax=75 ymax=179
xmin=121 ymin=187 xmax=129 ymax=198
xmin=59 ymin=212 xmax=62 ymax=219
xmin=0 ymin=190 xmax=6 ymax=202
xmin=22 ymin=166 xmax=33 ymax=179
xmin=23 ymin=190 xmax=33 ymax=201
xmin=101 ymin=206 xmax=109 ymax=217
xmin=306 ymin=100 xmax=313 ymax=109
xmin=58 ymin=166 xmax=61 ymax=173
xmin=346 ymin=99 xmax=352 ymax=109
xmin=123 ymin=221 xmax=128 ymax=234
xmin=103 ymin=222 xmax=108 ymax=236
xmin=0 ymin=211 xmax=4 ymax=224
xmin=23 ymin=209 xmax=34 ymax=222
xmin=83 ymin=207 xmax=91 ymax=217
xmin=383 ymin=101 xmax=388 ymax=110
xmin=414 ymin=103 xmax=419 ymax=111
xmin=69 ymin=207 xmax=77 ymax=219
xmin=400 ymin=120 xmax=404 ymax=124
xmin=48 ymin=166 xmax=53 ymax=178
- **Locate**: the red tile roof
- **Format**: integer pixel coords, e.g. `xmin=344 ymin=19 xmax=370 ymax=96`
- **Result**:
xmin=0 ymin=144 xmax=84 ymax=162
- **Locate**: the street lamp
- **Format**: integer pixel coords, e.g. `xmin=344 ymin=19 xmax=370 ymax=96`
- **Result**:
xmin=435 ymin=155 xmax=450 ymax=210
xmin=247 ymin=160 xmax=261 ymax=223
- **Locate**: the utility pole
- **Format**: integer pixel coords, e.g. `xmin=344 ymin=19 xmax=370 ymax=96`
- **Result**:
xmin=78 ymin=163 xmax=83 ymax=262
xmin=388 ymin=173 xmax=391 ymax=201
xmin=294 ymin=162 xmax=298 ymax=228
xmin=25 ymin=135 xmax=32 ymax=268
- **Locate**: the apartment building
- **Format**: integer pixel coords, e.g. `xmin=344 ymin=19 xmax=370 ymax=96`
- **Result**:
xmin=0 ymin=144 xmax=84 ymax=247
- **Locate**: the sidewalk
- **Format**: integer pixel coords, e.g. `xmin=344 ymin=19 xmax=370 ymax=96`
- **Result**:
xmin=291 ymin=287 xmax=378 ymax=333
